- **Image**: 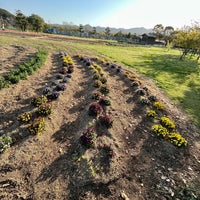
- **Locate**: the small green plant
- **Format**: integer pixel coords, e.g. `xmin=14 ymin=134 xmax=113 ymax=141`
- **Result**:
xmin=93 ymin=73 xmax=100 ymax=80
xmin=0 ymin=136 xmax=12 ymax=153
xmin=160 ymin=116 xmax=175 ymax=129
xmin=147 ymin=110 xmax=157 ymax=118
xmin=91 ymin=90 xmax=101 ymax=100
xmin=38 ymin=103 xmax=52 ymax=116
xmin=99 ymin=76 xmax=107 ymax=84
xmin=151 ymin=124 xmax=168 ymax=138
xmin=99 ymin=114 xmax=113 ymax=128
xmin=93 ymin=80 xmax=102 ymax=88
xmin=31 ymin=95 xmax=48 ymax=107
xmin=99 ymin=96 xmax=111 ymax=106
xmin=168 ymin=132 xmax=187 ymax=147
xmin=153 ymin=101 xmax=164 ymax=110
xmin=100 ymin=85 xmax=109 ymax=94
xmin=28 ymin=117 xmax=45 ymax=135
xmin=18 ymin=112 xmax=32 ymax=123
xmin=80 ymin=126 xmax=96 ymax=148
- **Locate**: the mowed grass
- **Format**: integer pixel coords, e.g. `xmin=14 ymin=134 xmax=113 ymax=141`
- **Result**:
xmin=1 ymin=34 xmax=200 ymax=126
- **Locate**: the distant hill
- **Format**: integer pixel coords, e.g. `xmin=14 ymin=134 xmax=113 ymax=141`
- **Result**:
xmin=0 ymin=8 xmax=15 ymax=27
xmin=52 ymin=23 xmax=152 ymax=35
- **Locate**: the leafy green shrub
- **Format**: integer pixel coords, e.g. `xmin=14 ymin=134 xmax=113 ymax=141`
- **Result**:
xmin=38 ymin=103 xmax=52 ymax=116
xmin=99 ymin=114 xmax=113 ymax=128
xmin=151 ymin=124 xmax=168 ymax=138
xmin=147 ymin=110 xmax=157 ymax=118
xmin=93 ymin=73 xmax=100 ymax=80
xmin=28 ymin=117 xmax=45 ymax=135
xmin=99 ymin=76 xmax=107 ymax=84
xmin=6 ymin=74 xmax=20 ymax=84
xmin=88 ymin=102 xmax=103 ymax=116
xmin=0 ymin=49 xmax=48 ymax=90
xmin=91 ymin=90 xmax=101 ymax=100
xmin=0 ymin=77 xmax=9 ymax=89
xmin=93 ymin=80 xmax=102 ymax=88
xmin=80 ymin=126 xmax=96 ymax=148
xmin=18 ymin=112 xmax=32 ymax=123
xmin=99 ymin=96 xmax=111 ymax=106
xmin=0 ymin=136 xmax=12 ymax=153
xmin=31 ymin=95 xmax=48 ymax=107
xmin=100 ymin=85 xmax=109 ymax=94
xmin=160 ymin=116 xmax=175 ymax=129
xmin=168 ymin=132 xmax=187 ymax=147
xmin=153 ymin=101 xmax=164 ymax=110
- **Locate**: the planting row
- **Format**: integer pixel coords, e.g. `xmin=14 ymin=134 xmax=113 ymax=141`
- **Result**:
xmin=0 ymin=49 xmax=48 ymax=89
xmin=90 ymin=56 xmax=187 ymax=147
xmin=0 ymin=52 xmax=75 ymax=153
xmin=76 ymin=54 xmax=116 ymax=160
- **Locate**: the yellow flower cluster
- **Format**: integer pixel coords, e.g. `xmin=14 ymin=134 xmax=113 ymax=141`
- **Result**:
xmin=160 ymin=116 xmax=175 ymax=129
xmin=147 ymin=110 xmax=157 ymax=118
xmin=31 ymin=95 xmax=48 ymax=107
xmin=62 ymin=55 xmax=74 ymax=66
xmin=168 ymin=132 xmax=188 ymax=147
xmin=28 ymin=117 xmax=45 ymax=136
xmin=38 ymin=103 xmax=52 ymax=116
xmin=151 ymin=124 xmax=187 ymax=147
xmin=18 ymin=112 xmax=32 ymax=123
xmin=153 ymin=101 xmax=164 ymax=110
xmin=152 ymin=124 xmax=168 ymax=137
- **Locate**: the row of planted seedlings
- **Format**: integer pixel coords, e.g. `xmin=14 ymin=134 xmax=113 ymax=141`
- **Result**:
xmin=74 ymin=54 xmax=116 ymax=175
xmin=90 ymin=56 xmax=187 ymax=148
xmin=0 ymin=49 xmax=48 ymax=90
xmin=0 ymin=52 xmax=75 ymax=153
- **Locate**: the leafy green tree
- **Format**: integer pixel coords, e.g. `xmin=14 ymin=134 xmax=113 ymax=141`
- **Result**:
xmin=174 ymin=29 xmax=200 ymax=60
xmin=92 ymin=27 xmax=97 ymax=35
xmin=15 ymin=10 xmax=28 ymax=31
xmin=153 ymin=24 xmax=164 ymax=40
xmin=164 ymin=26 xmax=175 ymax=46
xmin=79 ymin=24 xmax=84 ymax=37
xmin=105 ymin=27 xmax=111 ymax=39
xmin=28 ymin=14 xmax=45 ymax=32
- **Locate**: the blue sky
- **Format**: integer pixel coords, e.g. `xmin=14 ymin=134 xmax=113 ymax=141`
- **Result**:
xmin=0 ymin=0 xmax=200 ymax=29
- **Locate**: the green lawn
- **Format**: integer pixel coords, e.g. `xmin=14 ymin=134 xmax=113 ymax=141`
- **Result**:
xmin=0 ymin=34 xmax=200 ymax=126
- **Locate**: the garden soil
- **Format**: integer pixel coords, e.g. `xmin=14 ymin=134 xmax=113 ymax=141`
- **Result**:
xmin=0 ymin=44 xmax=200 ymax=200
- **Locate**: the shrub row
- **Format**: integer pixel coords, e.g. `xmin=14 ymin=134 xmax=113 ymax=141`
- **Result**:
xmin=0 ymin=49 xmax=48 ymax=89
xmin=92 ymin=56 xmax=188 ymax=148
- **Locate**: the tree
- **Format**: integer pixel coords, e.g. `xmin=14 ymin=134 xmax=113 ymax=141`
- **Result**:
xmin=153 ymin=24 xmax=164 ymax=40
xmin=28 ymin=14 xmax=45 ymax=32
xmin=174 ymin=29 xmax=200 ymax=60
xmin=105 ymin=27 xmax=111 ymax=39
xmin=92 ymin=27 xmax=97 ymax=35
xmin=79 ymin=24 xmax=84 ymax=37
xmin=164 ymin=26 xmax=175 ymax=46
xmin=15 ymin=10 xmax=28 ymax=31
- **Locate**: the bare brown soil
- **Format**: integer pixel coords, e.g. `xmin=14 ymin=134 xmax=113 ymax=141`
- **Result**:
xmin=0 ymin=45 xmax=200 ymax=200
xmin=0 ymin=45 xmax=37 ymax=76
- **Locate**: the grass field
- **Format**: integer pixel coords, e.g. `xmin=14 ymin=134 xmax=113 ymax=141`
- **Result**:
xmin=1 ymin=33 xmax=200 ymax=126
